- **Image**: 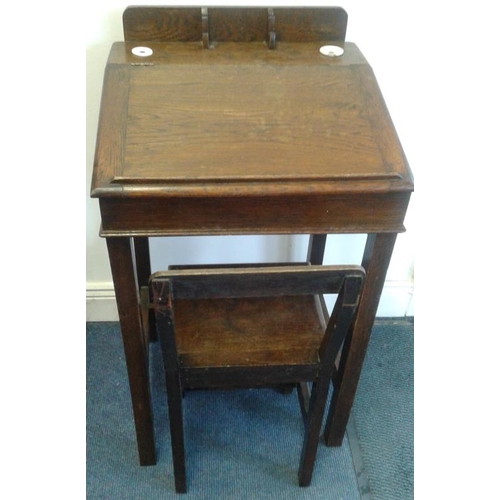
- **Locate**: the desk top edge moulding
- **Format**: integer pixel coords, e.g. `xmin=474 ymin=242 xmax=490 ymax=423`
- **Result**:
xmin=91 ymin=6 xmax=413 ymax=211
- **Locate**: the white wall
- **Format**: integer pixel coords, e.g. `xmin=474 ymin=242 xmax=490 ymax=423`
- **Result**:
xmin=86 ymin=0 xmax=416 ymax=320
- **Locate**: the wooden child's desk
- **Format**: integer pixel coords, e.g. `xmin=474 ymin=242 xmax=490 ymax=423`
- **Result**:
xmin=91 ymin=6 xmax=413 ymax=467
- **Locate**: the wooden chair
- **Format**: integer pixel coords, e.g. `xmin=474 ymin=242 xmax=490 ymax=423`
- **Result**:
xmin=150 ymin=264 xmax=364 ymax=493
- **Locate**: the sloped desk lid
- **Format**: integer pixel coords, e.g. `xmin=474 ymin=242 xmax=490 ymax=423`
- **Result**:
xmin=91 ymin=42 xmax=413 ymax=197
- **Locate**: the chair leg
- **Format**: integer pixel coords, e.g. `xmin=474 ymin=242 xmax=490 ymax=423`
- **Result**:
xmin=298 ymin=377 xmax=330 ymax=486
xmin=153 ymin=279 xmax=187 ymax=492
xmin=165 ymin=370 xmax=187 ymax=493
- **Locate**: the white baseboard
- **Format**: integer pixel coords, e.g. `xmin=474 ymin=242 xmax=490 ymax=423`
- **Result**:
xmin=377 ymin=280 xmax=414 ymax=318
xmin=86 ymin=280 xmax=414 ymax=322
xmin=86 ymin=284 xmax=119 ymax=322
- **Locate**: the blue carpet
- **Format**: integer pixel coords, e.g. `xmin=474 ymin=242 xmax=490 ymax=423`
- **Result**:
xmin=87 ymin=320 xmax=413 ymax=499
xmin=87 ymin=322 xmax=360 ymax=499
xmin=351 ymin=320 xmax=414 ymax=499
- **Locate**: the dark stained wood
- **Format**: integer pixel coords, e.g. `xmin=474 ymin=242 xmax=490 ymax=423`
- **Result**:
xmin=209 ymin=7 xmax=268 ymax=44
xmin=297 ymin=382 xmax=311 ymax=426
xmin=299 ymin=272 xmax=363 ymax=486
xmin=91 ymin=6 xmax=414 ymax=480
xmin=139 ymin=286 xmax=150 ymax=349
xmin=152 ymin=278 xmax=186 ymax=493
xmin=324 ymin=233 xmax=398 ymax=446
xmin=307 ymin=235 xmax=329 ymax=323
xmin=133 ymin=237 xmax=151 ymax=287
xmin=151 ymin=265 xmax=364 ymax=490
xmin=174 ymin=295 xmax=323 ymax=370
xmin=151 ymin=265 xmax=364 ymax=300
xmin=122 ymin=6 xmax=347 ymax=45
xmin=166 ymin=263 xmax=328 ymax=387
xmin=274 ymin=7 xmax=347 ymax=43
xmin=106 ymin=238 xmax=156 ymax=466
xmin=99 ymin=192 xmax=411 ymax=236
xmin=123 ymin=6 xmax=202 ymax=42
xmin=125 ymin=64 xmax=386 ymax=178
xmin=169 ymin=262 xmax=309 ymax=270
xmin=164 ymin=366 xmax=186 ymax=494
xmin=92 ymin=43 xmax=410 ymax=199
xmin=182 ymin=365 xmax=319 ymax=389
xmin=92 ymin=40 xmax=412 ymax=240
xmin=307 ymin=235 xmax=328 ymax=265
xmin=133 ymin=237 xmax=156 ymax=342
xmin=91 ymin=65 xmax=129 ymax=196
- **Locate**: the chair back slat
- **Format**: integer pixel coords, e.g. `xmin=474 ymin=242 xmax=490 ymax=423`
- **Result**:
xmin=151 ymin=265 xmax=364 ymax=300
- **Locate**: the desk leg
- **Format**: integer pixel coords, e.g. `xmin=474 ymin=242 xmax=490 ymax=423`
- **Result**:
xmin=133 ymin=237 xmax=151 ymax=287
xmin=307 ymin=234 xmax=327 ymax=265
xmin=107 ymin=237 xmax=156 ymax=465
xmin=133 ymin=237 xmax=156 ymax=342
xmin=324 ymin=232 xmax=398 ymax=446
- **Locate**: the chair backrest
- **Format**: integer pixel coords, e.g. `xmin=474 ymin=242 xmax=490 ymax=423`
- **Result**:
xmin=150 ymin=265 xmax=364 ymax=377
xmin=151 ymin=264 xmax=362 ymax=299
xmin=123 ymin=6 xmax=348 ymax=47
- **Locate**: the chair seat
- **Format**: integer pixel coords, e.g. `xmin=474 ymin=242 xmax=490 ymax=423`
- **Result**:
xmin=173 ymin=295 xmax=326 ymax=387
